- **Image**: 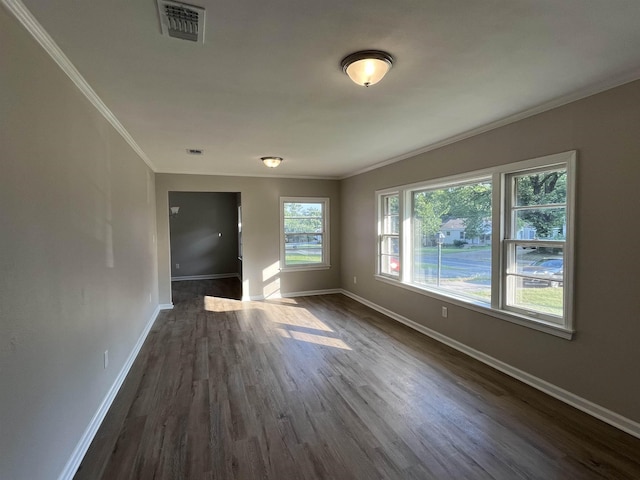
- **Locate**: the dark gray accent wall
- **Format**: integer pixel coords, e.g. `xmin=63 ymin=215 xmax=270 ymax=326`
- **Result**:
xmin=169 ymin=192 xmax=239 ymax=278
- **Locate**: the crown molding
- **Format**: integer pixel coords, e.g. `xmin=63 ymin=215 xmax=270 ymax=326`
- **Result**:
xmin=341 ymin=70 xmax=640 ymax=180
xmin=6 ymin=0 xmax=640 ymax=181
xmin=155 ymin=168 xmax=339 ymax=181
xmin=2 ymin=0 xmax=156 ymax=172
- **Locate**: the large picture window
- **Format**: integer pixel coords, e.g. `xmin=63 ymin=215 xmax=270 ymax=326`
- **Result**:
xmin=410 ymin=179 xmax=492 ymax=303
xmin=281 ymin=197 xmax=330 ymax=270
xmin=376 ymin=151 xmax=576 ymax=338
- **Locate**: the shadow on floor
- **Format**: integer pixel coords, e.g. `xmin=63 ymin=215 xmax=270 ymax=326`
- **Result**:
xmin=171 ymin=277 xmax=242 ymax=305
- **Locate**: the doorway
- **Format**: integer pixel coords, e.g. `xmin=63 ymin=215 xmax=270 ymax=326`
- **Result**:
xmin=168 ymin=191 xmax=242 ymax=301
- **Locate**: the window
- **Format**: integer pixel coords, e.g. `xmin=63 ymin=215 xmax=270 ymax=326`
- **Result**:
xmin=376 ymin=151 xmax=576 ymax=338
xmin=379 ymin=193 xmax=399 ymax=277
xmin=410 ymin=178 xmax=492 ymax=303
xmin=280 ymin=197 xmax=330 ymax=270
xmin=504 ymin=166 xmax=568 ymax=322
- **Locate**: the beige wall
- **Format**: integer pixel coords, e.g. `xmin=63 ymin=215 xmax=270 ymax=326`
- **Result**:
xmin=3 ymin=1 xmax=640 ymax=477
xmin=341 ymin=79 xmax=640 ymax=424
xmin=0 ymin=8 xmax=158 ymax=480
xmin=156 ymin=174 xmax=341 ymax=303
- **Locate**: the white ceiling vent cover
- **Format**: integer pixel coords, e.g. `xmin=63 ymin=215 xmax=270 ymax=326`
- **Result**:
xmin=156 ymin=0 xmax=205 ymax=43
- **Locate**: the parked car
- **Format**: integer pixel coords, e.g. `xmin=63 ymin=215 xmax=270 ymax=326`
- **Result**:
xmin=522 ymin=258 xmax=563 ymax=287
xmin=390 ymin=257 xmax=399 ymax=273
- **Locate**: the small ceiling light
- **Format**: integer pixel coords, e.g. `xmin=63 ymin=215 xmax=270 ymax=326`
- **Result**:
xmin=169 ymin=206 xmax=180 ymax=217
xmin=261 ymin=156 xmax=283 ymax=168
xmin=341 ymin=50 xmax=394 ymax=87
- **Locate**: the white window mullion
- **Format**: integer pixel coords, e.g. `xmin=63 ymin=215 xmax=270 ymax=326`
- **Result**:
xmin=563 ymin=157 xmax=577 ymax=331
xmin=401 ymin=188 xmax=411 ymax=283
xmin=491 ymin=171 xmax=503 ymax=309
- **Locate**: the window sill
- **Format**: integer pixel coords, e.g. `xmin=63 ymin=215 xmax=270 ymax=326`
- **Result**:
xmin=281 ymin=264 xmax=331 ymax=272
xmin=374 ymin=274 xmax=574 ymax=340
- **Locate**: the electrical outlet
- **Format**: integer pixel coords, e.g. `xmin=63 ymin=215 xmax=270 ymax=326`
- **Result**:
xmin=353 ymin=276 xmax=357 ymax=284
xmin=175 ymin=263 xmax=180 ymax=269
xmin=441 ymin=306 xmax=448 ymax=318
xmin=103 ymin=350 xmax=109 ymax=369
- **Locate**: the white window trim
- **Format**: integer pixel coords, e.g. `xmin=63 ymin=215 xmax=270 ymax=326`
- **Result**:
xmin=377 ymin=191 xmax=401 ymax=279
xmin=280 ymin=197 xmax=331 ymax=272
xmin=374 ymin=150 xmax=576 ymax=339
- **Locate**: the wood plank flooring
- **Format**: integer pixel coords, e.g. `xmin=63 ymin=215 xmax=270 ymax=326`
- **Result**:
xmin=75 ymin=279 xmax=640 ymax=479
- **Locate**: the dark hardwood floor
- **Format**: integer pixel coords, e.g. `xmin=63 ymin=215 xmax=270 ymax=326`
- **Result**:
xmin=75 ymin=279 xmax=640 ymax=479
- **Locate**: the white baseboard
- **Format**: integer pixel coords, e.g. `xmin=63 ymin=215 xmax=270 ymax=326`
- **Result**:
xmin=57 ymin=305 xmax=163 ymax=480
xmin=340 ymin=289 xmax=640 ymax=440
xmin=281 ymin=288 xmax=342 ymax=298
xmin=58 ymin=286 xmax=637 ymax=480
xmin=242 ymin=294 xmax=264 ymax=301
xmin=171 ymin=273 xmax=239 ymax=282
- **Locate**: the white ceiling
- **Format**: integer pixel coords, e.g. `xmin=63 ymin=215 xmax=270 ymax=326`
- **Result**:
xmin=18 ymin=0 xmax=640 ymax=178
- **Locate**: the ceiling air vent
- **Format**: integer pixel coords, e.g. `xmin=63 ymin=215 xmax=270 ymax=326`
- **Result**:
xmin=156 ymin=0 xmax=205 ymax=43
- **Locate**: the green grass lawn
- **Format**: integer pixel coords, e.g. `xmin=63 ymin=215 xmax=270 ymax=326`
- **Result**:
xmin=469 ymin=286 xmax=563 ymax=316
xmin=515 ymin=287 xmax=563 ymax=316
xmin=285 ymin=243 xmax=322 ymax=265
xmin=285 ymin=253 xmax=322 ymax=264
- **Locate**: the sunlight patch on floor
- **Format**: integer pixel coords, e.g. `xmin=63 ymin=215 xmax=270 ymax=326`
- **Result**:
xmin=204 ymin=295 xmax=244 ymax=312
xmin=275 ymin=327 xmax=351 ymax=350
xmin=270 ymin=313 xmax=334 ymax=332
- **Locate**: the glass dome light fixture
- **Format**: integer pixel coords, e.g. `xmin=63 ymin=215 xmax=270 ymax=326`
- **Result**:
xmin=261 ymin=156 xmax=283 ymax=168
xmin=341 ymin=50 xmax=394 ymax=87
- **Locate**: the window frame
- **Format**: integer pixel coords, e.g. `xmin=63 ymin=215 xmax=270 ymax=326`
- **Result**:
xmin=502 ymin=164 xmax=571 ymax=324
xmin=280 ymin=197 xmax=330 ymax=271
xmin=378 ymin=192 xmax=401 ymax=279
xmin=375 ymin=151 xmax=576 ymax=339
xmin=406 ymin=175 xmax=493 ymax=302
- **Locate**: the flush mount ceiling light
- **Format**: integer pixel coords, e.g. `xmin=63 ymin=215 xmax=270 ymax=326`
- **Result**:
xmin=341 ymin=50 xmax=394 ymax=87
xmin=261 ymin=156 xmax=283 ymax=168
